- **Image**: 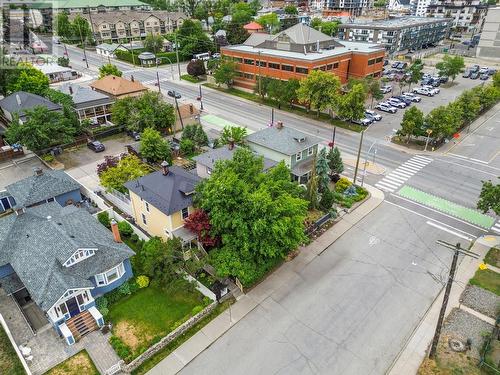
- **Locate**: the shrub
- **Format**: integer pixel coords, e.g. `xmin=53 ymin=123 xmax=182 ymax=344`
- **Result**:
xmin=191 ymin=305 xmax=204 ymax=316
xmin=129 ymin=279 xmax=139 ymax=294
xmin=319 ymin=189 xmax=335 ymax=212
xmin=136 ymin=275 xmax=150 ymax=288
xmin=97 ymin=211 xmax=111 ymax=228
xmin=335 ymin=177 xmax=352 ymax=193
xmin=180 ymin=138 xmax=195 ymax=156
xmin=202 ymin=296 xmax=212 ymax=306
xmin=41 ymin=154 xmax=55 ymax=163
xmin=130 ymin=233 xmax=139 ymax=242
xmin=341 ymin=198 xmax=353 ymax=208
xmin=332 ymin=191 xmax=344 ymax=203
xmin=118 ymin=282 xmax=131 ymax=296
xmin=100 ymin=307 xmax=109 ymax=317
xmin=105 ymin=288 xmax=123 ymax=304
xmin=96 ymin=296 xmax=108 ymax=310
xmin=181 ymin=74 xmax=200 ymax=83
xmin=109 ymin=336 xmax=131 ymax=361
xmin=118 ymin=220 xmax=133 ymax=237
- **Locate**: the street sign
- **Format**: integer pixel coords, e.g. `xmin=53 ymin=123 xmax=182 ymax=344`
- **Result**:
xmin=426 ymin=129 xmax=433 ymax=135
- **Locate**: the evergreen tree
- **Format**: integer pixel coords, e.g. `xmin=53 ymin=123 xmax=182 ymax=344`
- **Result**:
xmin=327 ymin=147 xmax=344 ymax=175
xmin=316 ymin=148 xmax=330 ymax=193
xmin=305 ymin=155 xmax=319 ymax=209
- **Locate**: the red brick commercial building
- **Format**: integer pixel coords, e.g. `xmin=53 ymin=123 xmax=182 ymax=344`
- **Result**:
xmin=221 ymin=23 xmax=386 ymax=90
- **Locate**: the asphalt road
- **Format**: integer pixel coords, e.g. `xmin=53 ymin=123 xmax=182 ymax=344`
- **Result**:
xmin=53 ymin=44 xmax=499 ymax=374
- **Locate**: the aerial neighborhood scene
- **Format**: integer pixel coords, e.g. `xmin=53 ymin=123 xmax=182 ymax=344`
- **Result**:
xmin=1 ymin=0 xmax=500 ymax=373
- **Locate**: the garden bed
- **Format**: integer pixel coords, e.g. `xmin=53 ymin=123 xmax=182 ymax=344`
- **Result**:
xmin=0 ymin=324 xmax=25 ymax=375
xmin=181 ymin=74 xmax=204 ymax=83
xmin=44 ymin=350 xmax=98 ymax=375
xmin=484 ymin=247 xmax=500 ymax=268
xmin=469 ymin=268 xmax=500 ymax=296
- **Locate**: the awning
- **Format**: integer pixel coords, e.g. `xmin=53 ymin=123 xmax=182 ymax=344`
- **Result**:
xmin=291 ymin=158 xmax=314 ymax=177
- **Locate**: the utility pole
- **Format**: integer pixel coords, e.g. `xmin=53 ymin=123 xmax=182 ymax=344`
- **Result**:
xmin=331 ymin=126 xmax=336 ymax=149
xmin=353 ymin=130 xmax=364 ymax=185
xmin=428 ymin=240 xmax=479 ymax=359
xmin=258 ymin=50 xmax=262 ymax=98
xmin=77 ymin=23 xmax=89 ymax=69
xmin=174 ymin=96 xmax=184 ymax=130
xmin=199 ymin=85 xmax=204 ymax=111
xmin=174 ymin=33 xmax=181 ymax=79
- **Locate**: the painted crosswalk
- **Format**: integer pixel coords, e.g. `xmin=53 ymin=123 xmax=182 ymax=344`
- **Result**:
xmin=375 ymin=155 xmax=433 ymax=193
xmin=492 ymin=222 xmax=500 ymax=234
xmin=142 ymin=77 xmax=172 ymax=85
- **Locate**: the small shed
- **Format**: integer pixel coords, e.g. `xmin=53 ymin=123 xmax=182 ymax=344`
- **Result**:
xmin=138 ymin=51 xmax=156 ymax=66
xmin=244 ymin=21 xmax=264 ymax=34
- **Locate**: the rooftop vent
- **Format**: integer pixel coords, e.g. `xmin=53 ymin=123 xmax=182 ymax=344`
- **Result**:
xmin=294 ymin=136 xmax=306 ymax=143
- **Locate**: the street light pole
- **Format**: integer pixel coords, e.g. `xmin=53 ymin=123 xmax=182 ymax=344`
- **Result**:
xmin=361 ymin=140 xmax=377 ymax=187
xmin=174 ymin=33 xmax=181 ymax=80
xmin=353 ymin=130 xmax=364 ymax=185
xmin=199 ymin=85 xmax=204 ymax=111
xmin=331 ymin=126 xmax=336 ymax=149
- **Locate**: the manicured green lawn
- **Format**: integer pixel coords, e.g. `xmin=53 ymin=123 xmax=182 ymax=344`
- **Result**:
xmin=45 ymin=350 xmax=98 ymax=375
xmin=108 ymin=285 xmax=206 ymax=358
xmin=469 ymin=268 xmax=500 ymax=296
xmin=484 ymin=247 xmax=500 ymax=268
xmin=0 ymin=324 xmax=25 ymax=375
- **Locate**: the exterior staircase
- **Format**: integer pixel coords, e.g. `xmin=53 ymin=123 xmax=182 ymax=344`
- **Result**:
xmin=65 ymin=310 xmax=98 ymax=341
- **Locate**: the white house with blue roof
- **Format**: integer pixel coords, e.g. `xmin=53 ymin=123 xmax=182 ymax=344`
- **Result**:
xmin=0 ymin=168 xmax=135 ymax=345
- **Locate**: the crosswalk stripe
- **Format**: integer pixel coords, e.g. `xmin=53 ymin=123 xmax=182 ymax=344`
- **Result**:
xmin=375 ymin=183 xmax=395 ymax=192
xmin=493 ymin=222 xmax=500 ymax=228
xmin=404 ymin=160 xmax=427 ymax=168
xmin=376 ymin=180 xmax=400 ymax=189
xmin=408 ymin=158 xmax=431 ymax=166
xmin=400 ymin=164 xmax=421 ymax=172
xmin=492 ymin=227 xmax=500 ymax=234
xmin=391 ymin=170 xmax=412 ymax=179
xmin=384 ymin=175 xmax=407 ymax=184
xmin=413 ymin=155 xmax=433 ymax=162
xmin=395 ymin=167 xmax=417 ymax=176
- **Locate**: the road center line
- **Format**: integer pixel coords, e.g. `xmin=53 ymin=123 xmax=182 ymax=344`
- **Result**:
xmin=426 ymin=221 xmax=474 ymax=241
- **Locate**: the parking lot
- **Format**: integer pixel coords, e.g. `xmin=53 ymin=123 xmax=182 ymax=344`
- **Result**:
xmin=365 ymin=66 xmax=491 ymax=140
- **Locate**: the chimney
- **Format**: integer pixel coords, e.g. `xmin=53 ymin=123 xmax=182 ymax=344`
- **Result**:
xmin=69 ymin=85 xmax=73 ymax=95
xmin=16 ymin=94 xmax=21 ymax=106
xmin=33 ymin=167 xmax=43 ymax=176
xmin=161 ymin=160 xmax=170 ymax=176
xmin=228 ymin=138 xmax=235 ymax=150
xmin=110 ymin=219 xmax=122 ymax=243
xmin=276 ymin=121 xmax=283 ymax=130
xmin=131 ymin=75 xmax=135 ymax=82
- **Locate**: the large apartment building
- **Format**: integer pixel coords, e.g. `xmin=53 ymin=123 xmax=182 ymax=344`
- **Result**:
xmin=426 ymin=0 xmax=487 ymax=34
xmin=220 ymin=23 xmax=385 ymax=90
xmin=476 ymin=6 xmax=500 ymax=59
xmin=324 ymin=0 xmax=374 ymax=16
xmin=338 ymin=16 xmax=452 ymax=55
xmin=69 ymin=10 xmax=186 ymax=42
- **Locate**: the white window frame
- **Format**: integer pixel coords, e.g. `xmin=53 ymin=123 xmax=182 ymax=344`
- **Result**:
xmin=181 ymin=207 xmax=189 ymax=220
xmin=295 ymin=152 xmax=302 ymax=162
xmin=95 ymin=262 xmax=125 ymax=287
xmin=63 ymin=248 xmax=97 ymax=267
xmin=307 ymin=147 xmax=313 ymax=156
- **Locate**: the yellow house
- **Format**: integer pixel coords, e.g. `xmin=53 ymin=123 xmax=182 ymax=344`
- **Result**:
xmin=124 ymin=163 xmax=201 ymax=242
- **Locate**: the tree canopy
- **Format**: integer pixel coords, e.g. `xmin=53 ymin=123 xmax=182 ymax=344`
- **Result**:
xmin=140 ymin=127 xmax=172 ymax=163
xmin=310 ymin=18 xmax=341 ymax=36
xmin=477 ymin=179 xmax=500 ymax=215
xmin=337 ymin=83 xmax=367 ymax=121
xmin=400 ymin=106 xmax=424 ymax=143
xmin=98 ymin=64 xmax=122 ymax=79
xmin=219 ymin=125 xmax=247 ymax=145
xmin=6 ymin=63 xmax=49 ymax=96
xmin=436 ymin=55 xmax=465 ymax=81
xmin=144 ymin=33 xmax=164 ymax=52
xmin=284 ymin=5 xmax=298 ymax=14
xmin=213 ymin=60 xmax=237 ymax=87
xmin=256 ymin=13 xmax=280 ymax=34
xmin=99 ymin=154 xmax=150 ymax=193
xmin=297 ymin=70 xmax=341 ymax=117
xmin=187 ymin=59 xmax=206 ymax=77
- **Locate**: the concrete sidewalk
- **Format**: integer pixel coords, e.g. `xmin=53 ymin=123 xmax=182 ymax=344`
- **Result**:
xmin=387 ymin=235 xmax=500 ymax=375
xmin=147 ymin=185 xmax=385 ymax=375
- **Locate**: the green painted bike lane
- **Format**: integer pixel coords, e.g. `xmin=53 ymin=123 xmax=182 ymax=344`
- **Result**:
xmin=397 ymin=185 xmax=495 ymax=229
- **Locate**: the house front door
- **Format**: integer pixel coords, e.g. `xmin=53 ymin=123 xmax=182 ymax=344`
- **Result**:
xmin=66 ymin=297 xmax=80 ymax=317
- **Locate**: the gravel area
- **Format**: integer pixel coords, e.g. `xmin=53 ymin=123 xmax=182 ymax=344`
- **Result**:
xmin=460 ymin=285 xmax=500 ymax=319
xmin=442 ymin=308 xmax=494 ymax=359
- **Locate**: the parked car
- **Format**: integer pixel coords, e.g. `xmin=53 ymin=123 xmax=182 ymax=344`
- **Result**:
xmin=393 ymin=95 xmax=412 ymax=106
xmin=469 ymin=65 xmax=480 ymax=73
xmin=381 ymin=84 xmax=392 ymax=94
xmin=387 ymin=98 xmax=407 ymax=108
xmin=480 ymin=74 xmax=489 ymax=81
xmin=438 ymin=76 xmax=448 ymax=83
xmin=462 ymin=70 xmax=471 ymax=78
xmin=365 ymin=109 xmax=382 ymax=121
xmin=87 ymin=140 xmax=105 ymax=152
xmin=351 ymin=117 xmax=373 ymax=126
xmin=397 ymin=62 xmax=408 ymax=70
xmin=167 ymin=90 xmax=181 ymax=99
xmin=383 ymin=60 xmax=389 ymax=66
xmin=470 ymin=71 xmax=480 ymax=80
xmin=412 ymin=87 xmax=434 ymax=96
xmin=211 ymin=53 xmax=221 ymax=59
xmin=391 ymin=62 xmax=400 ymax=68
xmin=488 ymin=68 xmax=497 ymax=75
xmin=479 ymin=67 xmax=489 ymax=74
xmin=422 ymin=85 xmax=440 ymax=94
xmin=375 ymin=103 xmax=397 ymax=113
xmin=401 ymin=92 xmax=422 ymax=102
xmin=127 ymin=130 xmax=141 ymax=141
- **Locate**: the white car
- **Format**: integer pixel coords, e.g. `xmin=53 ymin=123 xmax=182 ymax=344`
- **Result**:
xmin=479 ymin=66 xmax=489 ymax=74
xmin=402 ymin=92 xmax=422 ymax=102
xmin=365 ymin=109 xmax=382 ymax=121
xmin=381 ymin=85 xmax=392 ymax=94
xmin=375 ymin=103 xmax=397 ymax=113
xmin=412 ymin=87 xmax=434 ymax=96
xmin=387 ymin=98 xmax=406 ymax=108
xmin=422 ymin=85 xmax=440 ymax=94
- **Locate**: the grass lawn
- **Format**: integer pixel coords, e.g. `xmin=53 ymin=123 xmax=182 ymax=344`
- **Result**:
xmin=0 ymin=325 xmax=25 ymax=375
xmin=108 ymin=285 xmax=206 ymax=359
xmin=45 ymin=350 xmax=98 ymax=375
xmin=203 ymin=83 xmax=364 ymax=133
xmin=469 ymin=268 xmax=500 ymax=296
xmin=131 ymin=299 xmax=234 ymax=375
xmin=484 ymin=247 xmax=500 ymax=268
xmin=181 ymin=74 xmax=203 ymax=83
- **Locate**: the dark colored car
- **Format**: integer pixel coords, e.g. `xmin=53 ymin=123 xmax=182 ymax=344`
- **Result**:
xmin=127 ymin=130 xmax=141 ymax=141
xmin=397 ymin=62 xmax=407 ymax=70
xmin=167 ymin=90 xmax=181 ymax=99
xmin=391 ymin=62 xmax=400 ymax=68
xmin=462 ymin=70 xmax=471 ymax=78
xmin=87 ymin=140 xmax=105 ymax=152
xmin=383 ymin=60 xmax=389 ymax=66
xmin=488 ymin=68 xmax=497 ymax=76
xmin=438 ymin=76 xmax=448 ymax=83
xmin=470 ymin=65 xmax=480 ymax=73
xmin=394 ymin=95 xmax=412 ymax=106
xmin=470 ymin=71 xmax=480 ymax=79
xmin=480 ymin=74 xmax=489 ymax=81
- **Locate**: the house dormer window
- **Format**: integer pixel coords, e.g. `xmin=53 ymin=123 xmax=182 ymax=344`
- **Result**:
xmin=64 ymin=248 xmax=96 ymax=267
xmin=307 ymin=147 xmax=314 ymax=156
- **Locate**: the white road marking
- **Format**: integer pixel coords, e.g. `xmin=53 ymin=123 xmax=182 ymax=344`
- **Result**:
xmin=375 ymin=184 xmax=395 ymax=192
xmin=470 ymin=158 xmax=489 ymax=164
xmin=492 ymin=227 xmax=500 ymax=234
xmin=413 ymin=155 xmax=433 ymax=162
xmin=426 ymin=221 xmax=473 ymax=241
xmin=390 ymin=171 xmax=412 ymax=179
xmin=384 ymin=175 xmax=407 ymax=183
xmin=447 ymin=152 xmax=468 ymax=159
xmin=393 ymin=169 xmax=414 ymax=177
xmin=376 ymin=180 xmax=400 ymax=189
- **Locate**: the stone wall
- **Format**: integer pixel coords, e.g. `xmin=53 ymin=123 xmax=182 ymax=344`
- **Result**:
xmin=121 ymin=301 xmax=218 ymax=373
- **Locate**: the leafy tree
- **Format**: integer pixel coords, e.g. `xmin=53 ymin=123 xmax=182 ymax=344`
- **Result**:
xmin=5 ymin=106 xmax=78 ymax=151
xmin=319 ymin=189 xmax=335 ymax=212
xmin=196 ymin=148 xmax=307 ymax=284
xmin=297 ymin=70 xmax=341 ymax=117
xmin=99 ymin=63 xmax=122 ymax=79
xmin=365 ymin=76 xmax=383 ymax=108
xmin=456 ymin=90 xmax=481 ymax=125
xmin=435 ymin=55 xmax=465 ymax=81
xmin=493 ymin=71 xmax=500 ymax=89
xmin=44 ymin=88 xmax=74 ymax=109
xmin=99 ymin=154 xmax=150 ymax=193
xmin=477 ymin=179 xmax=500 ymax=215
xmin=226 ymin=22 xmax=250 ymax=44
xmin=6 ymin=63 xmax=49 ymax=95
xmin=407 ymin=60 xmax=423 ymax=89
xmin=425 ymin=106 xmax=455 ymax=139
xmin=256 ymin=13 xmax=280 ymax=34
xmin=446 ymin=101 xmax=464 ymax=130
xmin=144 ymin=33 xmax=164 ymax=52
xmin=374 ymin=0 xmax=387 ymax=6
xmin=475 ymin=84 xmax=500 ymax=110
xmin=182 ymin=124 xmax=208 ymax=147
xmin=184 ymin=209 xmax=219 ymax=248
xmin=316 ymin=148 xmax=330 ymax=193
xmin=97 ymin=155 xmax=120 ymax=176
xmin=337 ymin=83 xmax=366 ymax=121
xmin=111 ymin=92 xmax=175 ymax=132
xmin=310 ymin=18 xmax=340 ymax=36
xmin=327 ymin=146 xmax=343 ymax=175
xmin=231 ymin=2 xmax=254 ymax=24
xmin=284 ymin=5 xmax=298 ymax=14
xmin=72 ymin=15 xmax=92 ymax=43
xmin=141 ymin=237 xmax=183 ymax=286
xmin=55 ymin=13 xmax=73 ymax=40
xmin=57 ymin=57 xmax=70 ymax=67
xmin=183 ymin=0 xmax=201 ymax=16
xmin=187 ymin=59 xmax=206 ymax=77
xmin=140 ymin=127 xmax=172 ymax=163
xmin=219 ymin=125 xmax=247 ymax=145
xmin=400 ymin=106 xmax=424 ymax=143
xmin=305 ymin=157 xmax=319 ymax=209
xmin=180 ymin=138 xmax=196 ymax=156
xmin=214 ymin=60 xmax=237 ymax=87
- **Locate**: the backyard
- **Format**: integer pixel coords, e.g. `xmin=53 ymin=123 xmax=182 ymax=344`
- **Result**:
xmin=44 ymin=350 xmax=98 ymax=375
xmin=0 ymin=324 xmax=26 ymax=375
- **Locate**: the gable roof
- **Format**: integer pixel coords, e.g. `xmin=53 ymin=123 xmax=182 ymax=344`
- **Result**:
xmin=90 ymin=75 xmax=148 ymax=96
xmin=125 ymin=166 xmax=201 ymax=216
xmin=0 ymin=91 xmax=62 ymax=120
xmin=5 ymin=169 xmax=80 ymax=209
xmin=270 ymin=23 xmax=333 ymax=45
xmin=192 ymin=146 xmax=277 ymax=171
xmin=58 ymin=84 xmax=114 ymax=108
xmin=244 ymin=21 xmax=263 ymax=30
xmin=0 ymin=203 xmax=134 ymax=311
xmin=245 ymin=126 xmax=322 ymax=156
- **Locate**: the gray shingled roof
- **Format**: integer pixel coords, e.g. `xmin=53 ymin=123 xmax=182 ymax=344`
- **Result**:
xmin=0 ymin=203 xmax=134 ymax=311
xmin=6 ymin=169 xmax=81 ymax=209
xmin=58 ymin=84 xmax=114 ymax=109
xmin=125 ymin=166 xmax=201 ymax=216
xmin=270 ymin=23 xmax=334 ymax=45
xmin=0 ymin=91 xmax=62 ymax=121
xmin=192 ymin=146 xmax=277 ymax=171
xmin=246 ymin=126 xmax=322 ymax=156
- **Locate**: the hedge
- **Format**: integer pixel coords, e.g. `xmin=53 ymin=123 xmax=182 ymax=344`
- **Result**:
xmin=115 ymin=50 xmax=188 ymax=66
